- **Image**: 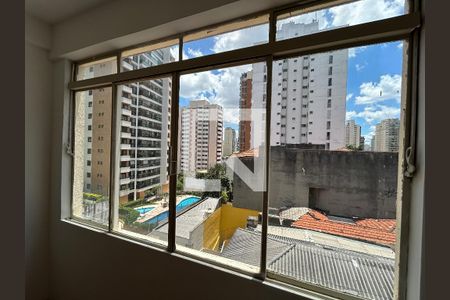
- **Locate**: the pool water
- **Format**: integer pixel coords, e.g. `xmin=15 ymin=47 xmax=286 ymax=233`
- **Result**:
xmin=135 ymin=206 xmax=155 ymax=214
xmin=144 ymin=196 xmax=201 ymax=224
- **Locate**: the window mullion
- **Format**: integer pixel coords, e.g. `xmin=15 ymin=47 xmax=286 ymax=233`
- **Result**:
xmin=258 ymin=55 xmax=273 ymax=280
xmin=108 ymin=83 xmax=118 ymax=233
xmin=167 ymin=72 xmax=180 ymax=253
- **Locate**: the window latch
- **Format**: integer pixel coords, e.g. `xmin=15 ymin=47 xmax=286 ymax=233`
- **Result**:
xmin=404 ymin=146 xmax=415 ymax=178
xmin=65 ymin=142 xmax=74 ymax=157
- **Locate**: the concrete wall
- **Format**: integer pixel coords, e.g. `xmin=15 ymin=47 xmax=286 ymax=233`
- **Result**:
xmin=25 ymin=13 xmax=52 ymax=300
xmin=233 ymin=147 xmax=398 ymax=219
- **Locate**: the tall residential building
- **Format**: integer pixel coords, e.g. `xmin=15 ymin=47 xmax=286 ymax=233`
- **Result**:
xmin=180 ymin=100 xmax=223 ymax=174
xmin=76 ymin=63 xmax=115 ymax=201
xmin=345 ymin=120 xmax=362 ymax=148
xmin=251 ymin=21 xmax=348 ymax=150
xmin=239 ymin=71 xmax=252 ymax=152
xmin=223 ymin=127 xmax=236 ymax=157
xmin=373 ymin=119 xmax=400 ymax=152
xmin=114 ymin=49 xmax=174 ymax=203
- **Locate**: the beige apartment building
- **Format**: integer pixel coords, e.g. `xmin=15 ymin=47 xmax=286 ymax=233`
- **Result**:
xmin=179 ymin=100 xmax=223 ymax=174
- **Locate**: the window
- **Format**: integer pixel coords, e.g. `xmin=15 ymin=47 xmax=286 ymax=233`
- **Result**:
xmin=76 ymin=57 xmax=117 ymax=81
xmin=276 ymin=0 xmax=406 ymax=41
xmin=183 ymin=14 xmax=269 ymax=59
xmin=68 ymin=2 xmax=417 ymax=300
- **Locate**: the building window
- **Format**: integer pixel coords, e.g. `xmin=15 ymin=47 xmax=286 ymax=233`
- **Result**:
xmin=328 ymin=66 xmax=333 ymax=75
xmin=328 ymin=88 xmax=332 ymax=97
xmin=328 ymin=78 xmax=332 ymax=86
xmin=329 ymin=55 xmax=333 ymax=64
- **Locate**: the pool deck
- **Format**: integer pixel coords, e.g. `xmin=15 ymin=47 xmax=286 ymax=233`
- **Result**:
xmin=135 ymin=195 xmax=198 ymax=223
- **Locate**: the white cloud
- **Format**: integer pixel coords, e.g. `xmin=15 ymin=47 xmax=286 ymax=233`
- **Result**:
xmin=346 ymin=111 xmax=356 ymax=120
xmin=329 ymin=0 xmax=404 ymax=28
xmin=355 ymin=62 xmax=367 ymax=71
xmin=346 ymin=93 xmax=353 ymax=101
xmin=348 ymin=45 xmax=368 ymax=58
xmin=397 ymin=42 xmax=404 ymax=49
xmin=355 ymin=74 xmax=402 ymax=105
xmin=180 ymin=64 xmax=254 ymax=124
xmin=187 ymin=48 xmax=203 ymax=58
xmin=212 ymin=24 xmax=268 ymax=54
xmin=346 ymin=105 xmax=400 ymax=124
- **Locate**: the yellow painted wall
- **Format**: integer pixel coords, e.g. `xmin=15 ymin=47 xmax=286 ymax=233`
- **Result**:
xmin=219 ymin=204 xmax=259 ymax=241
xmin=202 ymin=208 xmax=222 ymax=251
xmin=203 ymin=203 xmax=259 ymax=250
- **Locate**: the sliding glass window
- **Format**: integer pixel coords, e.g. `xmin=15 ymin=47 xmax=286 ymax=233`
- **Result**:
xmin=67 ymin=1 xmax=419 ymax=299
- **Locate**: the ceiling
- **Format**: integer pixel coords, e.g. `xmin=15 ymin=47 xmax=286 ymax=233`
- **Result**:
xmin=25 ymin=0 xmax=113 ymax=24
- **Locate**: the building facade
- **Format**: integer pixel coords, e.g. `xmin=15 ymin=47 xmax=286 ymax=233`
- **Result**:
xmin=223 ymin=127 xmax=236 ymax=157
xmin=239 ymin=71 xmax=253 ymax=152
xmin=372 ymin=119 xmax=400 ymax=152
xmin=113 ymin=48 xmax=174 ymax=203
xmin=250 ymin=21 xmax=348 ymax=150
xmin=180 ymin=100 xmax=223 ymax=174
xmin=345 ymin=120 xmax=362 ymax=148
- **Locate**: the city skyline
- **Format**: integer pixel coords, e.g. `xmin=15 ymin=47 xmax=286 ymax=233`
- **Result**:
xmin=178 ymin=18 xmax=403 ymax=147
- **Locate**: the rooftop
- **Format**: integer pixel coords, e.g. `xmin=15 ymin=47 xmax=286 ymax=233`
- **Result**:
xmin=221 ymin=228 xmax=395 ymax=300
xmin=291 ymin=209 xmax=396 ymax=246
xmin=154 ymin=197 xmax=220 ymax=239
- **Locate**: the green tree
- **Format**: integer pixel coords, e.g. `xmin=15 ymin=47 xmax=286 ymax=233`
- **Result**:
xmin=119 ymin=206 xmax=140 ymax=224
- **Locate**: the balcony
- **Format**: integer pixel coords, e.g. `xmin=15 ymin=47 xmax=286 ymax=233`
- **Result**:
xmin=121 ymin=131 xmax=132 ymax=138
xmin=121 ymin=155 xmax=131 ymax=161
xmin=122 ymin=61 xmax=133 ymax=71
xmin=121 ymin=143 xmax=131 ymax=150
xmin=121 ymin=120 xmax=132 ymax=127
xmin=120 ymin=166 xmax=131 ymax=173
xmin=122 ymin=108 xmax=132 ymax=116
xmin=120 ymin=177 xmax=131 ymax=185
xmin=122 ymin=97 xmax=132 ymax=105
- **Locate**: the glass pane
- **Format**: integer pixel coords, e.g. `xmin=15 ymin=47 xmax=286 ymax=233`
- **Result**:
xmin=121 ymin=39 xmax=178 ymax=71
xmin=112 ymin=77 xmax=172 ymax=246
xmin=264 ymin=41 xmax=404 ymax=299
xmin=276 ymin=0 xmax=407 ymax=41
xmin=183 ymin=15 xmax=269 ymax=59
xmin=168 ymin=62 xmax=267 ymax=273
xmin=72 ymin=87 xmax=113 ymax=227
xmin=76 ymin=57 xmax=117 ymax=80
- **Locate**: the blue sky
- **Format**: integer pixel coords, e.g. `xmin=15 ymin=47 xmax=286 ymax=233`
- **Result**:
xmin=177 ymin=0 xmax=405 ymax=143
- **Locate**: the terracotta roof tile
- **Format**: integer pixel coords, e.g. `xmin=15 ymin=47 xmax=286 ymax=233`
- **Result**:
xmin=291 ymin=209 xmax=396 ymax=246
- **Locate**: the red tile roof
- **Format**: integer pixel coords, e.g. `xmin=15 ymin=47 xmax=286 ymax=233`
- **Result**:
xmin=291 ymin=209 xmax=396 ymax=246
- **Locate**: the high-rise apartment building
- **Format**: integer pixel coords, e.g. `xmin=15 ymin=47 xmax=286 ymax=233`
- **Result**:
xmin=76 ymin=63 xmax=115 ymax=201
xmin=239 ymin=71 xmax=252 ymax=152
xmin=372 ymin=118 xmax=400 ymax=152
xmin=223 ymin=127 xmax=236 ymax=157
xmin=345 ymin=119 xmax=362 ymax=148
xmin=114 ymin=49 xmax=174 ymax=203
xmin=180 ymin=100 xmax=223 ymax=174
xmin=250 ymin=21 xmax=348 ymax=150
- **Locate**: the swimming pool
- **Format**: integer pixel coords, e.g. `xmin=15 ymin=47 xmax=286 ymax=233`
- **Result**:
xmin=144 ymin=196 xmax=201 ymax=224
xmin=135 ymin=206 xmax=155 ymax=214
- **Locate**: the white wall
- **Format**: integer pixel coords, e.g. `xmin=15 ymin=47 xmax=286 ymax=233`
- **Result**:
xmin=25 ymin=13 xmax=53 ymax=300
